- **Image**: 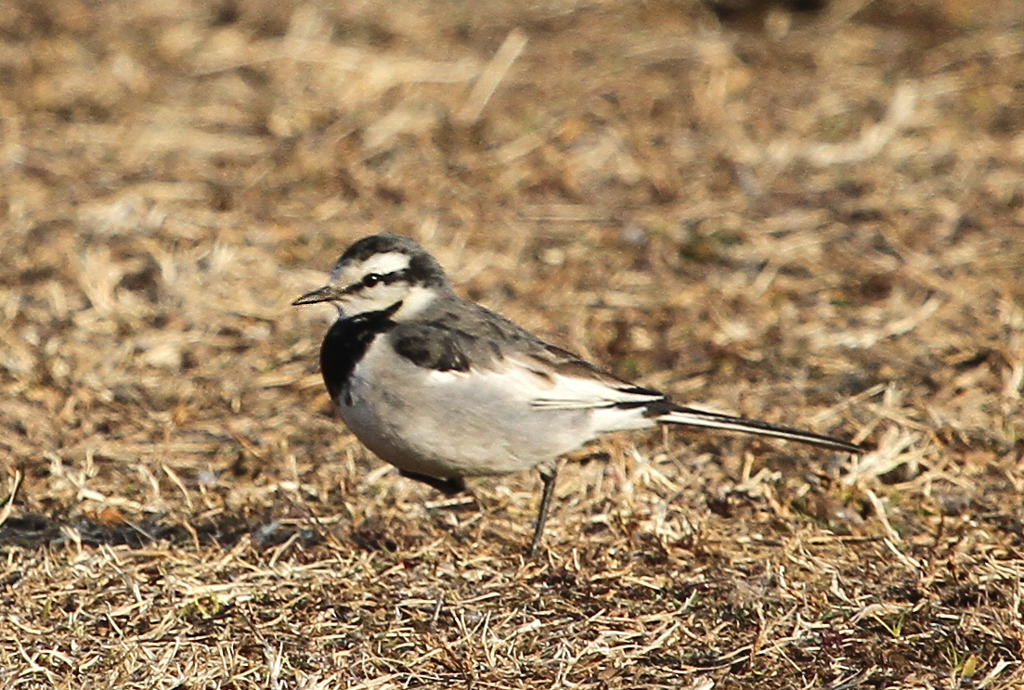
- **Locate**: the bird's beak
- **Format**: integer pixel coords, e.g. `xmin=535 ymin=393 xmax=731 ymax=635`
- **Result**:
xmin=292 ymin=284 xmax=340 ymax=306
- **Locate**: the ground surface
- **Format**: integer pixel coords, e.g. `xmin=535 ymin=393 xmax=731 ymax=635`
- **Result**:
xmin=2 ymin=1 xmax=1023 ymax=688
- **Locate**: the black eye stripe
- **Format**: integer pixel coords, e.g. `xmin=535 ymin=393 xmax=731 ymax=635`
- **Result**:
xmin=342 ymin=269 xmax=409 ymax=294
xmin=382 ymin=269 xmax=408 ymax=285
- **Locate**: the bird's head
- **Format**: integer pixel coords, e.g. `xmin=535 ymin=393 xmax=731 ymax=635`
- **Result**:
xmin=292 ymin=233 xmax=451 ymax=320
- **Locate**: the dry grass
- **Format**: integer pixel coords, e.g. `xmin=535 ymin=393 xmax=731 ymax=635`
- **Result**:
xmin=2 ymin=0 xmax=1024 ymax=687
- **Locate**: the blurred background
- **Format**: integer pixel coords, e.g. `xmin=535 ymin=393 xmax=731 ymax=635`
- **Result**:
xmin=1 ymin=0 xmax=1023 ymax=687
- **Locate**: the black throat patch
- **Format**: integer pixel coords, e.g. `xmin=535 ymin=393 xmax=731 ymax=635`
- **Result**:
xmin=319 ymin=303 xmax=400 ymax=404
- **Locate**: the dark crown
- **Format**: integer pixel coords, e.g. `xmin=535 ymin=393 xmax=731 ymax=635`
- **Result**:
xmin=337 ymin=234 xmax=450 ymax=288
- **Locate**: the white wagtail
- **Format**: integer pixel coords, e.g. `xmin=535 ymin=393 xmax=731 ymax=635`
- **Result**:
xmin=293 ymin=233 xmax=864 ymax=554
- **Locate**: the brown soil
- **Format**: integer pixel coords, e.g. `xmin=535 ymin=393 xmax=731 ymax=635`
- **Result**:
xmin=2 ymin=1 xmax=1023 ymax=687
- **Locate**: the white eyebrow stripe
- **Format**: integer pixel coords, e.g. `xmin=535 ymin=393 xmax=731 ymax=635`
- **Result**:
xmin=331 ymin=251 xmax=412 ymax=282
xmin=360 ymin=251 xmax=412 ymax=276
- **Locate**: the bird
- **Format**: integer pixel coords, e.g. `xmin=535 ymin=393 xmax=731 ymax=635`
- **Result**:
xmin=293 ymin=233 xmax=864 ymax=554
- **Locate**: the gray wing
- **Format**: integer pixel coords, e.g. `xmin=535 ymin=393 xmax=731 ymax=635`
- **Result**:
xmin=390 ymin=298 xmax=548 ymax=372
xmin=390 ymin=321 xmax=472 ymax=372
xmin=391 ymin=297 xmax=668 ymax=407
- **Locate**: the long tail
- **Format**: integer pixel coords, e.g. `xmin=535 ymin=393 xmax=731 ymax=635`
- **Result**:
xmin=651 ymin=401 xmax=864 ymax=454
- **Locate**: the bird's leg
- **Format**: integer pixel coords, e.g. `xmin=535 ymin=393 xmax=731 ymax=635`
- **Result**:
xmin=528 ymin=466 xmax=559 ymax=557
xmin=399 ymin=470 xmax=466 ymax=496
